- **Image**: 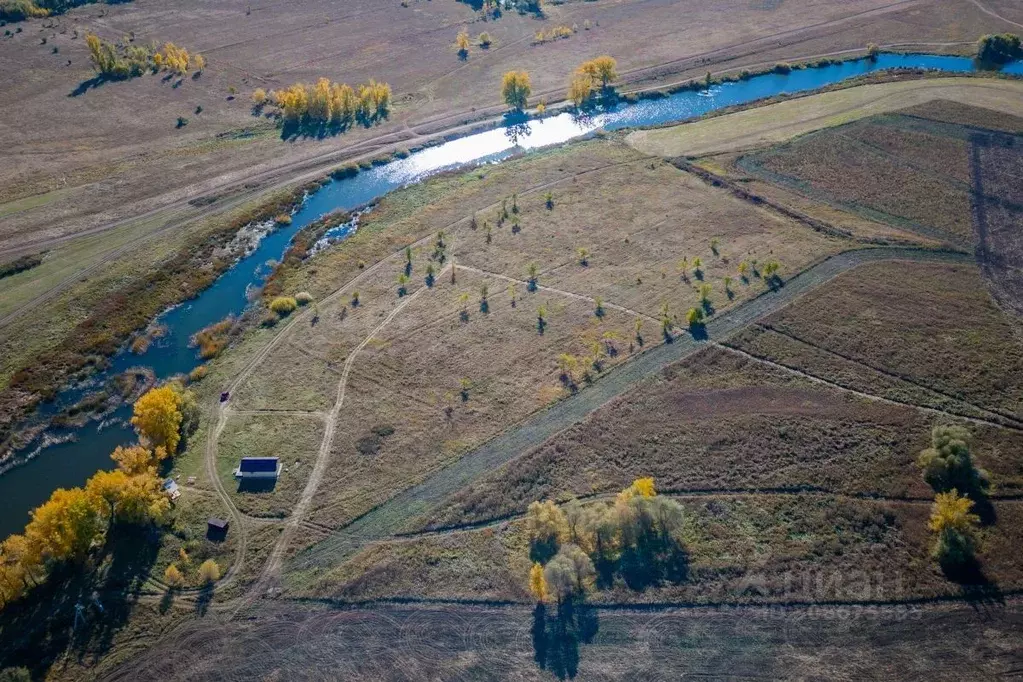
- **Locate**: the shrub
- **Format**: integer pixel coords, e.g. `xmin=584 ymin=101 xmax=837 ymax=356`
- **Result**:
xmin=918 ymin=425 xmax=988 ymax=494
xmin=252 ymin=87 xmax=267 ymax=105
xmin=478 ymin=31 xmax=492 ymax=48
xmin=977 ymin=33 xmax=1022 ymax=63
xmin=773 ymin=62 xmax=792 ymax=74
xmin=164 ymin=563 xmax=184 ymax=587
xmin=188 ymin=364 xmax=209 ymax=382
xmin=198 ymin=559 xmax=220 ymax=583
xmin=866 ymin=42 xmax=880 ymax=59
xmin=269 ymin=296 xmax=298 ymax=316
xmin=274 ymin=213 xmax=292 ymax=225
xmin=294 ymin=291 xmax=314 ymax=306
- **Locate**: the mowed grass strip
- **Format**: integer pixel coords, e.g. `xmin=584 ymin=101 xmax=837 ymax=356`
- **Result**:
xmin=626 ymin=78 xmax=1023 ymax=157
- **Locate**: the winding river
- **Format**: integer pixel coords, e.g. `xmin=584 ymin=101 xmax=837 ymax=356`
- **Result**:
xmin=1 ymin=53 xmax=1020 ymax=539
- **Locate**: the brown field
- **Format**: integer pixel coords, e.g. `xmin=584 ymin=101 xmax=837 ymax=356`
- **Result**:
xmin=735 ymin=103 xmax=1023 ymax=247
xmin=214 ymin=138 xmax=855 ymax=536
xmin=314 ymin=494 xmax=1023 ymax=605
xmin=4 ymin=1 xmax=1023 ymax=671
xmin=97 ymin=599 xmax=1023 ymax=681
xmin=422 ymin=344 xmax=1023 ymax=529
xmin=742 ymin=260 xmax=1023 ymax=417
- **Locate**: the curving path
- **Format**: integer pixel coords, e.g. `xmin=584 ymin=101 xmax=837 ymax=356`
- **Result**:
xmin=289 ymin=246 xmax=972 ymax=573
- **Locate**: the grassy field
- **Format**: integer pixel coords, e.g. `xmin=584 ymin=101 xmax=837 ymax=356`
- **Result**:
xmin=221 ymin=138 xmax=855 ymax=535
xmin=216 ymin=413 xmax=325 ymax=518
xmin=627 ymin=78 xmax=1023 ymax=157
xmin=737 ymin=260 xmax=1023 ymax=417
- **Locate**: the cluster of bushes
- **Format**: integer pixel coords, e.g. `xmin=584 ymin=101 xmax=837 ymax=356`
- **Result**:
xmin=255 ymin=78 xmax=391 ymax=128
xmin=567 ymin=55 xmax=617 ymax=106
xmin=191 ymin=316 xmax=237 ymax=360
xmin=0 ymin=383 xmax=198 ymax=610
xmin=86 ymin=33 xmax=205 ymax=81
xmin=533 ymin=24 xmax=572 ymax=45
xmin=0 ymin=0 xmax=119 ymax=21
xmin=0 ymin=0 xmax=47 ymax=21
xmin=977 ymin=33 xmax=1022 ymax=64
xmin=526 ymin=478 xmax=689 ymax=602
xmin=918 ymin=425 xmax=989 ymax=573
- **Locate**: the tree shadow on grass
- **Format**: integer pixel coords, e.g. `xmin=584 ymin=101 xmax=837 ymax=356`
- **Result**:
xmin=68 ymin=75 xmax=106 ymax=97
xmin=531 ymin=600 xmax=598 ymax=680
xmin=0 ymin=523 xmax=160 ymax=678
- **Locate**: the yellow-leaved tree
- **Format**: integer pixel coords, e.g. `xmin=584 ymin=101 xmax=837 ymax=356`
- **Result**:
xmin=164 ymin=563 xmax=184 ymax=588
xmin=501 ymin=70 xmax=531 ymax=111
xmin=131 ymin=385 xmax=184 ymax=453
xmin=25 ymin=488 xmax=105 ymax=563
xmin=198 ymin=559 xmax=221 ymax=583
xmin=529 ymin=562 xmax=548 ymax=602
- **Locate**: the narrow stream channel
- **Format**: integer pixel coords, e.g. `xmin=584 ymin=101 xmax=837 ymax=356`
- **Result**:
xmin=2 ymin=53 xmax=1020 ymax=539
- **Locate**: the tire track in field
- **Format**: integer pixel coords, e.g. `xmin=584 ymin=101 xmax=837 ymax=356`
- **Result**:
xmin=288 ymin=246 xmax=973 ymax=574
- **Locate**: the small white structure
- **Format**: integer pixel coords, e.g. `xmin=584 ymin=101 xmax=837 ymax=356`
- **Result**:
xmin=234 ymin=457 xmax=282 ymax=479
xmin=162 ymin=478 xmax=181 ymax=501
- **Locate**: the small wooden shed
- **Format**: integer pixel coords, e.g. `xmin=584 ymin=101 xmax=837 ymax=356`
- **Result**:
xmin=207 ymin=517 xmax=229 ymax=541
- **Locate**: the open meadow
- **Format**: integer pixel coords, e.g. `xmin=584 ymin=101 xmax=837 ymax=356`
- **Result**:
xmin=1 ymin=5 xmax=1023 ymax=677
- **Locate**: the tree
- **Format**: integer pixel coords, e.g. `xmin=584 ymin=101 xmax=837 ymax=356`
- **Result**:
xmin=198 ymin=559 xmax=221 ymax=583
xmin=111 ymin=444 xmax=157 ymax=475
xmin=478 ymin=31 xmax=493 ymax=48
xmin=191 ymin=53 xmax=206 ymax=73
xmin=866 ymin=42 xmax=880 ymax=59
xmin=929 ymin=490 xmax=980 ymax=568
xmin=686 ymin=306 xmax=704 ymax=328
xmin=737 ymin=261 xmax=750 ymax=281
xmin=577 ymin=247 xmax=589 ymax=266
xmin=543 ymin=544 xmax=595 ymax=602
xmin=568 ymin=72 xmax=594 ymax=106
xmin=455 ymin=28 xmax=470 ymax=58
xmin=502 ymin=70 xmax=531 ymax=110
xmin=164 ymin=563 xmax=184 ymax=588
xmin=579 ymin=55 xmax=618 ymax=87
xmin=252 ymin=88 xmax=267 ymax=105
xmin=918 ymin=425 xmax=988 ymax=494
xmin=529 ymin=562 xmax=549 ymax=602
xmin=977 ymin=33 xmax=1022 ymax=64
xmin=527 ymin=500 xmax=569 ymax=561
xmin=131 ymin=385 xmax=184 ymax=453
xmin=25 ymin=488 xmax=105 ymax=563
xmin=160 ymin=42 xmax=190 ymax=75
xmin=698 ymin=283 xmax=712 ymax=305
xmin=527 ymin=262 xmax=539 ymax=290
xmin=85 ymin=33 xmax=117 ymax=74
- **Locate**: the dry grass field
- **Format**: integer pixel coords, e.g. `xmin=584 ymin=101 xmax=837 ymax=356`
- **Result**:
xmin=218 ymin=137 xmax=857 ymax=537
xmin=3 ymin=0 xmax=1023 ymax=669
xmin=4 ymin=0 xmax=1010 ymax=254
